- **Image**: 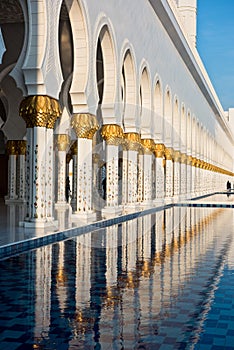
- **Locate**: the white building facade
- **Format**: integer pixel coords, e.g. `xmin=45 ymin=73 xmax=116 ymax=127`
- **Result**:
xmin=0 ymin=0 xmax=233 ymax=227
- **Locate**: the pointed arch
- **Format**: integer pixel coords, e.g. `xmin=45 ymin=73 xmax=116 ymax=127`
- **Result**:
xmin=139 ymin=64 xmax=152 ymax=137
xmin=164 ymin=87 xmax=172 ymax=146
xmin=121 ymin=46 xmax=137 ymax=130
xmin=153 ymin=77 xmax=163 ymax=142
xmin=173 ymin=96 xmax=180 ymax=149
xmin=65 ymin=0 xmax=89 ymax=112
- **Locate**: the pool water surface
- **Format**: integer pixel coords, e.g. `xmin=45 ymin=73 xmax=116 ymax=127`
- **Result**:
xmin=0 ymin=205 xmax=234 ymax=349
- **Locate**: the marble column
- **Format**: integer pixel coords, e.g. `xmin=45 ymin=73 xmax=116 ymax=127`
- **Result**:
xmin=5 ymin=140 xmax=18 ymax=202
xmin=165 ymin=147 xmax=174 ymax=200
xmin=55 ymin=134 xmax=70 ymax=207
xmin=186 ymin=156 xmax=192 ymax=198
xmin=154 ymin=143 xmax=165 ymax=204
xmin=16 ymin=140 xmax=27 ymax=202
xmin=141 ymin=138 xmax=155 ymax=207
xmin=101 ymin=124 xmax=123 ymax=218
xmin=19 ymin=95 xmax=61 ymax=227
xmin=173 ymin=150 xmax=181 ymax=199
xmin=46 ymin=101 xmax=61 ymax=220
xmin=70 ymin=142 xmax=77 ymax=211
xmin=180 ymin=153 xmax=187 ymax=198
xmin=191 ymin=157 xmax=197 ymax=196
xmin=71 ymin=113 xmax=99 ymax=222
xmin=123 ymin=133 xmax=140 ymax=212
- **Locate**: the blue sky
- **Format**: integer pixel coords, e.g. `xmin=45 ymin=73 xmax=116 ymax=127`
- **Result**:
xmin=196 ymin=0 xmax=234 ymax=110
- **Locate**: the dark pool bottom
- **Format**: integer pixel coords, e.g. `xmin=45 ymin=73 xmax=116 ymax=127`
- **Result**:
xmin=0 ymin=206 xmax=234 ymax=349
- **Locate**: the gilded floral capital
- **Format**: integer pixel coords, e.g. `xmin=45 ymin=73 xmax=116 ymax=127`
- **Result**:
xmin=101 ymin=124 xmax=123 ymax=145
xmin=174 ymin=150 xmax=181 ymax=162
xmin=6 ymin=140 xmax=18 ymax=155
xmin=71 ymin=113 xmax=99 ymax=139
xmin=17 ymin=140 xmax=27 ymax=155
xmin=187 ymin=155 xmax=193 ymax=165
xmin=55 ymin=134 xmax=70 ymax=152
xmin=180 ymin=153 xmax=187 ymax=164
xmin=164 ymin=147 xmax=174 ymax=160
xmin=19 ymin=95 xmax=61 ymax=128
xmin=124 ymin=133 xmax=141 ymax=151
xmin=154 ymin=143 xmax=165 ymax=158
xmin=141 ymin=138 xmax=155 ymax=154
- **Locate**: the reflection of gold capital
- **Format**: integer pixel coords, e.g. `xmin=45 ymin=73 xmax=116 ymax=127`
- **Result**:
xmin=141 ymin=139 xmax=155 ymax=154
xmin=101 ymin=124 xmax=123 ymax=145
xmin=55 ymin=134 xmax=70 ymax=152
xmin=71 ymin=113 xmax=99 ymax=139
xmin=165 ymin=147 xmax=174 ymax=160
xmin=19 ymin=95 xmax=61 ymax=128
xmin=6 ymin=140 xmax=18 ymax=155
xmin=154 ymin=143 xmax=165 ymax=158
xmin=124 ymin=133 xmax=141 ymax=151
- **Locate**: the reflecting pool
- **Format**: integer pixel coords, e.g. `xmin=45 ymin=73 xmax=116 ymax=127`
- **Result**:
xmin=0 ymin=206 xmax=234 ymax=349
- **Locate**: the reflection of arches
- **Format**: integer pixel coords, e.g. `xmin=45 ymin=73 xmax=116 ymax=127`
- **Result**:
xmin=122 ymin=49 xmax=137 ymax=129
xmin=164 ymin=88 xmax=172 ymax=145
xmin=153 ymin=79 xmax=163 ymax=142
xmin=139 ymin=66 xmax=151 ymax=137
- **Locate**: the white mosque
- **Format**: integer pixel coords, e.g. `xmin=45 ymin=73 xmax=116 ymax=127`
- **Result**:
xmin=0 ymin=0 xmax=233 ymax=228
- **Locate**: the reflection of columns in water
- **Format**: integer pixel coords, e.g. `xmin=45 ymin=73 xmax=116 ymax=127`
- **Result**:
xmin=105 ymin=226 xmax=118 ymax=288
xmin=154 ymin=144 xmax=165 ymax=201
xmin=75 ymin=233 xmax=91 ymax=306
xmin=142 ymin=215 xmax=152 ymax=260
xmin=6 ymin=140 xmax=18 ymax=200
xmin=127 ymin=219 xmax=138 ymax=271
xmin=165 ymin=207 xmax=174 ymax=245
xmin=155 ymin=210 xmax=164 ymax=254
xmin=55 ymin=134 xmax=70 ymax=204
xmin=34 ymin=246 xmax=52 ymax=341
xmin=165 ymin=147 xmax=174 ymax=198
xmin=173 ymin=206 xmax=180 ymax=240
xmin=71 ymin=114 xmax=99 ymax=217
xmin=56 ymin=242 xmax=67 ymax=313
